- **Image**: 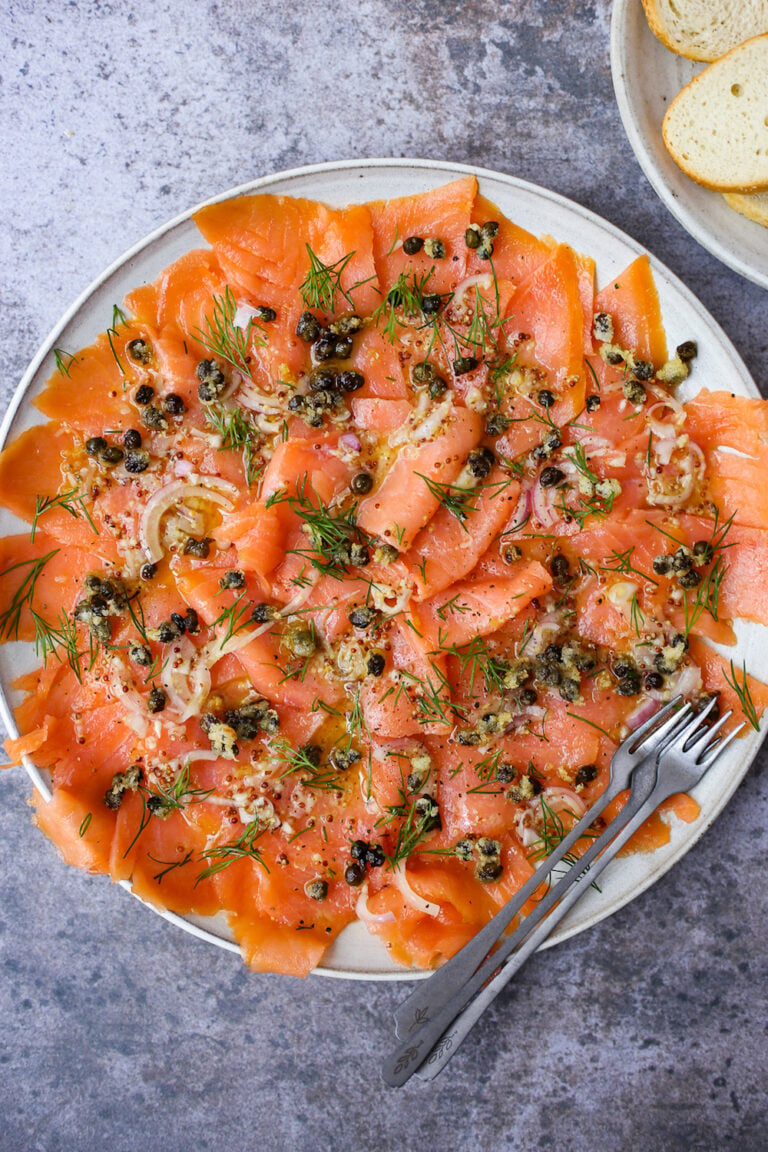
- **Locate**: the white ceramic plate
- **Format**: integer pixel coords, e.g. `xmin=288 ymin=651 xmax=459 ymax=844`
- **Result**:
xmin=611 ymin=0 xmax=768 ymax=288
xmin=2 ymin=158 xmax=766 ymax=980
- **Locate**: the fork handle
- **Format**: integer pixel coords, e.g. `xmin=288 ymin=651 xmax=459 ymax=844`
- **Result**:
xmin=392 ymin=777 xmax=623 ymax=1040
xmin=415 ymin=776 xmax=672 ymax=1082
xmin=382 ymin=764 xmax=655 ymax=1087
xmin=392 ymin=698 xmax=688 ymax=1041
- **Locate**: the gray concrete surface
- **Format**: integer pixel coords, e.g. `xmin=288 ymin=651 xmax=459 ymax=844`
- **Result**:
xmin=1 ymin=2 xmax=767 ymax=1149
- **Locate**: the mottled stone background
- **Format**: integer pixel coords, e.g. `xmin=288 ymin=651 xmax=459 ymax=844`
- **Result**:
xmin=1 ymin=2 xmax=767 ymax=1149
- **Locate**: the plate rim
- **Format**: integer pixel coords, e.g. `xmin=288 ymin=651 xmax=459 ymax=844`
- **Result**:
xmin=610 ymin=0 xmax=768 ymax=290
xmin=2 ymin=155 xmax=764 ymax=981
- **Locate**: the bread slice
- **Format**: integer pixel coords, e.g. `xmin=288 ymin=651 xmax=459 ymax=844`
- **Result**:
xmin=662 ymin=35 xmax=768 ymax=191
xmin=642 ymin=0 xmax=768 ymax=62
xmin=723 ymin=190 xmax=768 ymax=226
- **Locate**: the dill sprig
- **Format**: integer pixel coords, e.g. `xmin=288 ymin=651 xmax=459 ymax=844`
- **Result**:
xmin=193 ymin=286 xmax=266 ymax=376
xmin=195 ymin=819 xmax=270 ymax=883
xmin=436 ymin=634 xmax=510 ymax=696
xmin=31 ymin=488 xmax=98 ymax=543
xmin=383 ymin=791 xmax=441 ymax=870
xmin=371 ymin=267 xmax=438 ymax=343
xmin=106 ymin=304 xmax=130 ymax=376
xmin=53 ymin=348 xmax=78 ymax=377
xmin=599 ymin=546 xmax=658 ymax=586
xmin=416 ymin=472 xmax=478 ymax=528
xmin=148 ymin=849 xmax=195 ymax=885
xmin=204 ymin=402 xmax=263 ymax=487
xmin=435 ymin=592 xmax=471 ymax=621
xmin=266 ymin=474 xmax=366 ymax=579
xmin=724 ymin=660 xmax=760 ymax=731
xmin=0 ymin=549 xmax=59 ymax=642
xmin=271 ymin=739 xmax=344 ymax=792
xmin=299 ymin=245 xmax=375 ymax=315
xmin=211 ymin=592 xmax=255 ymax=649
xmin=124 ymin=761 xmax=215 ymax=859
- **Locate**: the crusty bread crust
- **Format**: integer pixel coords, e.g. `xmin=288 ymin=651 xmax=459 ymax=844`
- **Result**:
xmin=662 ymin=34 xmax=768 ymax=192
xmin=642 ymin=0 xmax=768 ymax=63
xmin=723 ymin=190 xmax=768 ymax=227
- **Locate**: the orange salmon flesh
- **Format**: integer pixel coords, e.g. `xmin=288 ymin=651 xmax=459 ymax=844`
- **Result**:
xmin=1 ymin=177 xmax=767 ymax=978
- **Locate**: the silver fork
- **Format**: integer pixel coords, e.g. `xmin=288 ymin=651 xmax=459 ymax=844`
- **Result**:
xmin=391 ymin=698 xmax=688 ymax=1049
xmin=384 ymin=702 xmax=742 ymax=1087
xmin=411 ymin=705 xmax=742 ymax=1084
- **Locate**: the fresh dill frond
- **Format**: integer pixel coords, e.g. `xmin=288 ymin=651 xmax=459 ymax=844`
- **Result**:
xmin=416 ymin=472 xmax=478 ymax=528
xmin=53 ymin=348 xmax=77 ymax=378
xmin=0 ymin=550 xmax=59 ymax=643
xmin=299 ymin=245 xmax=374 ymax=314
xmin=599 ymin=546 xmax=658 ymax=586
xmin=195 ymin=820 xmax=270 ymax=883
xmin=204 ymin=402 xmax=263 ymax=487
xmin=31 ymin=488 xmax=98 ymax=543
xmin=724 ymin=660 xmax=760 ymax=731
xmin=436 ymin=592 xmax=470 ymax=621
xmin=105 ymin=304 xmax=130 ymax=376
xmin=148 ymin=849 xmax=195 ymax=885
xmin=526 ymin=796 xmax=599 ymax=892
xmin=193 ymin=286 xmax=266 ymax=375
xmin=371 ymin=268 xmax=437 ymax=343
xmin=384 ymin=793 xmax=441 ymax=870
xmin=124 ymin=762 xmax=214 ymax=859
xmin=211 ymin=592 xmax=255 ymax=649
xmin=266 ymin=473 xmax=366 ymax=579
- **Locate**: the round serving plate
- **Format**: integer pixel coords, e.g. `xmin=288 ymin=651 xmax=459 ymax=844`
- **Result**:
xmin=611 ymin=0 xmax=768 ymax=289
xmin=1 ymin=158 xmax=766 ymax=981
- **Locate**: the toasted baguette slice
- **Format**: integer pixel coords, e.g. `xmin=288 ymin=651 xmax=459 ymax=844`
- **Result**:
xmin=642 ymin=0 xmax=768 ymax=62
xmin=662 ymin=35 xmax=768 ymax=191
xmin=723 ymin=190 xmax=768 ymax=227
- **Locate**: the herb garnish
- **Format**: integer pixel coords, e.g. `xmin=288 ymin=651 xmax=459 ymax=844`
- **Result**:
xmin=724 ymin=660 xmax=760 ymax=731
xmin=31 ymin=489 xmax=98 ymax=543
xmin=299 ymin=246 xmax=374 ymax=315
xmin=194 ymin=286 xmax=266 ymax=375
xmin=204 ymin=403 xmax=263 ymax=487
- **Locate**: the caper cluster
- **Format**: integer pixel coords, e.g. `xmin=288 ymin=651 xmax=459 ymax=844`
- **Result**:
xmin=85 ymin=435 xmax=125 ymax=469
xmin=532 ymin=430 xmax=562 ymax=461
xmin=296 ymin=310 xmax=362 ymax=362
xmin=344 ymin=838 xmax=386 ymax=887
xmin=103 ymin=763 xmax=142 ymax=810
xmin=534 ymin=641 xmax=596 ymax=703
xmin=223 ymin=698 xmax=280 ymax=739
xmin=456 ymin=835 xmax=504 ymax=883
xmin=196 ymin=359 xmax=228 ymax=402
xmin=148 ymin=607 xmax=199 ymax=644
xmin=73 ymin=574 xmax=128 ymax=645
xmin=288 ymin=362 xmax=365 ymax=427
xmin=457 ymin=710 xmax=510 ymax=745
xmin=465 ymin=220 xmax=499 ymax=260
xmin=402 ymin=235 xmax=447 ymax=259
xmin=652 ymin=542 xmax=710 ymax=590
xmin=411 ymin=359 xmax=448 ymax=398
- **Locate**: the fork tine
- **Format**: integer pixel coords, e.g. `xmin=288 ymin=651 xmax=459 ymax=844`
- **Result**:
xmin=660 ymin=697 xmax=717 ymax=755
xmin=699 ymin=721 xmax=746 ymax=766
xmin=628 ymin=695 xmax=685 ymax=753
xmin=684 ymin=709 xmax=733 ymax=758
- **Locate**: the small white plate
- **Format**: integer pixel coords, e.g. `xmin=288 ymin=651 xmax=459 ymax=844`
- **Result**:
xmin=2 ymin=158 xmax=766 ymax=980
xmin=611 ymin=0 xmax=768 ymax=288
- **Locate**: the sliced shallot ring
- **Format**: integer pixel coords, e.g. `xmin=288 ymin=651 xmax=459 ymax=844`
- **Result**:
xmin=139 ymin=479 xmax=238 ymax=562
